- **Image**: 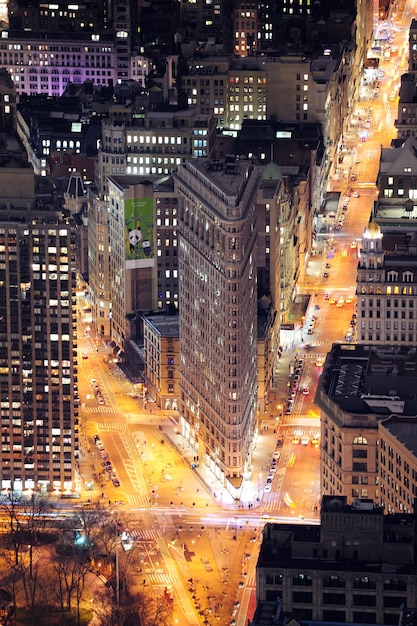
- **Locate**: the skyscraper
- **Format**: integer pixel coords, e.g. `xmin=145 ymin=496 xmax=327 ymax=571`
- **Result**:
xmin=175 ymin=156 xmax=261 ymax=494
xmin=0 ymin=70 xmax=78 ymax=493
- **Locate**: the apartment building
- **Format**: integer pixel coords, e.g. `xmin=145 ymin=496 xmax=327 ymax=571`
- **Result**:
xmin=256 ymin=496 xmax=417 ymax=624
xmin=174 ymin=156 xmax=261 ymax=494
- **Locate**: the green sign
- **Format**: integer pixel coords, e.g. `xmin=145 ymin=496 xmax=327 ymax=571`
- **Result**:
xmin=124 ymin=196 xmax=154 ymax=265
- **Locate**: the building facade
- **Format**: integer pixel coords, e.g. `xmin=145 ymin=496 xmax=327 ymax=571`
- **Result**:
xmin=315 ymin=342 xmax=417 ymax=505
xmin=174 ymin=157 xmax=261 ymax=494
xmin=357 ymin=220 xmax=417 ymax=345
xmin=256 ymin=496 xmax=417 ymax=624
xmin=142 ymin=313 xmax=179 ymax=410
xmin=108 ymin=176 xmax=156 ymax=354
xmin=98 ymin=103 xmax=216 ymax=198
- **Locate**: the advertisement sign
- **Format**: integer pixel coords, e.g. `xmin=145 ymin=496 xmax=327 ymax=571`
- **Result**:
xmin=124 ymin=197 xmax=154 ymax=268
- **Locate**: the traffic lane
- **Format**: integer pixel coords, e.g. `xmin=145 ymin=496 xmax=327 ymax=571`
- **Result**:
xmin=279 ymin=439 xmax=321 ymax=514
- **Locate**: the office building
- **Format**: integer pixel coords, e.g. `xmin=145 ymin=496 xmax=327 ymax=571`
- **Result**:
xmin=315 ymin=342 xmax=417 ymax=505
xmin=108 ymin=176 xmax=155 ymax=356
xmin=0 ymin=70 xmax=78 ymax=493
xmin=256 ymin=495 xmax=417 ymax=624
xmin=98 ymin=101 xmax=216 ymax=198
xmin=174 ymin=156 xmax=261 ymax=495
xmin=142 ymin=313 xmax=179 ymax=410
xmin=357 ymin=219 xmax=417 ymax=345
xmin=396 ymin=19 xmax=417 ymax=140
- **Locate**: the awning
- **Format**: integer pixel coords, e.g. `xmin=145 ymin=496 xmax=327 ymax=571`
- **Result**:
xmin=114 ymin=346 xmax=120 ymax=354
xmin=110 ymin=341 xmax=116 ymax=348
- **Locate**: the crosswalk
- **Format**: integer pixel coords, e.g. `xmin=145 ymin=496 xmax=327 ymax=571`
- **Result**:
xmin=83 ymin=406 xmax=120 ymax=414
xmin=95 ymin=421 xmax=128 ymax=431
xmin=126 ymin=492 xmax=151 ymax=508
xmin=129 ymin=527 xmax=159 ymax=542
xmin=144 ymin=571 xmax=181 ymax=586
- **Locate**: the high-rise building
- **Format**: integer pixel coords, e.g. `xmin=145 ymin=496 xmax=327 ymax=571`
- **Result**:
xmin=174 ymin=156 xmax=261 ymax=494
xmin=0 ymin=70 xmax=78 ymax=493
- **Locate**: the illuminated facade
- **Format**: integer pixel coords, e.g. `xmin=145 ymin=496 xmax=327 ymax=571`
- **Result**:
xmin=175 ymin=157 xmax=261 ymax=493
xmin=0 ymin=71 xmax=78 ymax=492
xmin=357 ymin=221 xmax=417 ymax=345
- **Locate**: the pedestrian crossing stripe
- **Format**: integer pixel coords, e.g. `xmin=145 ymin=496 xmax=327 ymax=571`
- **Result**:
xmin=83 ymin=407 xmax=119 ymax=414
xmin=95 ymin=421 xmax=127 ymax=430
xmin=145 ymin=572 xmax=181 ymax=585
xmin=129 ymin=528 xmax=158 ymax=541
xmin=126 ymin=493 xmax=150 ymax=507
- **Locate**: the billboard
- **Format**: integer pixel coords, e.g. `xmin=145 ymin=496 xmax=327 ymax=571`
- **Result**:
xmin=124 ymin=196 xmax=154 ymax=268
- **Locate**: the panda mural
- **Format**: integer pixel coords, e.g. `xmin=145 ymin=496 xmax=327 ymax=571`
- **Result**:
xmin=128 ymin=224 xmax=143 ymax=253
xmin=124 ymin=196 xmax=154 ymax=264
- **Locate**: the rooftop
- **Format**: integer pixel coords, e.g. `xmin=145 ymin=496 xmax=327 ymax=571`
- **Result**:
xmin=317 ymin=344 xmax=417 ymax=415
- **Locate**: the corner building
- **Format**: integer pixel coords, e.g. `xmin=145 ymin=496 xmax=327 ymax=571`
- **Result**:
xmin=175 ymin=158 xmax=261 ymax=495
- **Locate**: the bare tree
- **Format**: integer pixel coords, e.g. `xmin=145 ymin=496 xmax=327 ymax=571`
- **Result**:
xmin=135 ymin=589 xmax=173 ymax=626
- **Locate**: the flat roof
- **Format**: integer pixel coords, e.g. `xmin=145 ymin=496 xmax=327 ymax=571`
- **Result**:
xmin=317 ymin=344 xmax=417 ymax=415
xmin=142 ymin=313 xmax=179 ymax=337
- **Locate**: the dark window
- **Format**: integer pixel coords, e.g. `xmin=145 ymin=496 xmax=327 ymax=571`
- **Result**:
xmin=323 ymin=593 xmax=346 ymax=605
xmin=353 ymin=594 xmax=376 ymax=606
xmin=384 ymin=596 xmax=407 ymax=608
xmin=323 ymin=610 xmax=346 ymax=622
xmin=353 ymin=612 xmax=376 ymax=624
xmin=292 ymin=591 xmax=312 ymax=603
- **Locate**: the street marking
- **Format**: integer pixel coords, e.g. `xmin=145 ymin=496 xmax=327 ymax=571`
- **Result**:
xmin=126 ymin=493 xmax=150 ymax=507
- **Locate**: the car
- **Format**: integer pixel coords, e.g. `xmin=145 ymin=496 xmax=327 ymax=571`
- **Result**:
xmin=346 ymin=295 xmax=353 ymax=303
xmin=351 ymin=241 xmax=357 ymax=249
xmin=273 ymin=450 xmax=281 ymax=459
xmin=301 ymin=436 xmax=309 ymax=445
xmin=323 ymin=272 xmax=329 ymax=278
xmin=329 ymin=298 xmax=336 ymax=304
xmin=302 ymin=387 xmax=310 ymax=396
xmin=238 ymin=582 xmax=245 ymax=588
xmin=307 ymin=329 xmax=314 ymax=335
xmin=93 ymin=435 xmax=100 ymax=443
xmin=336 ymin=300 xmax=343 ymax=307
xmin=264 ymin=484 xmax=272 ymax=493
xmin=82 ymin=354 xmax=88 ymax=359
xmin=269 ymin=465 xmax=277 ymax=473
xmin=276 ymin=438 xmax=284 ymax=447
xmin=311 ymin=436 xmax=320 ymax=446
xmin=97 ymin=396 xmax=106 ymax=405
xmin=338 ymin=297 xmax=345 ymax=303
xmin=350 ymin=173 xmax=356 ymax=181
xmin=286 ymin=407 xmax=293 ymax=415
xmin=266 ymin=475 xmax=273 ymax=484
xmin=112 ymin=477 xmax=121 ymax=487
xmin=314 ymin=304 xmax=320 ymax=310
xmin=352 ymin=190 xmax=359 ymax=198
xmin=325 ymin=263 xmax=331 ymax=269
xmin=292 ymin=436 xmax=300 ymax=445
xmin=335 ymin=223 xmax=343 ymax=230
xmin=324 ymin=293 xmax=330 ymax=300
xmin=316 ymin=357 xmax=324 ymax=367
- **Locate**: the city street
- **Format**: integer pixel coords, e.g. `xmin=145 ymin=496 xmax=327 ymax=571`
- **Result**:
xmin=69 ymin=8 xmax=415 ymax=625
